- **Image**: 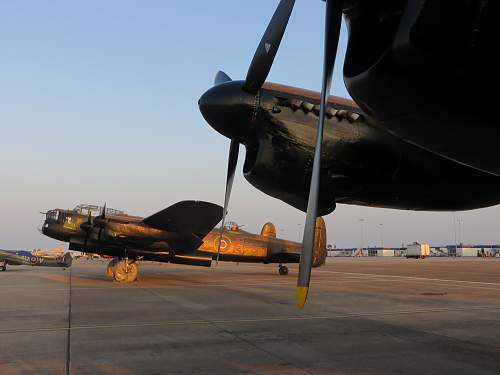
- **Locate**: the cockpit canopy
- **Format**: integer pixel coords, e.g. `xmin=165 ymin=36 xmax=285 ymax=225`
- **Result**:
xmin=72 ymin=204 xmax=126 ymax=217
xmin=44 ymin=204 xmax=127 ymax=224
xmin=44 ymin=209 xmax=73 ymax=225
xmin=224 ymin=221 xmax=242 ymax=231
xmin=45 ymin=209 xmax=59 ymax=221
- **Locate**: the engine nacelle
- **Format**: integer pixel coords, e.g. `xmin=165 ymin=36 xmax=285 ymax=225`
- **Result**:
xmin=260 ymin=222 xmax=276 ymax=239
xmin=243 ymin=138 xmax=336 ymax=216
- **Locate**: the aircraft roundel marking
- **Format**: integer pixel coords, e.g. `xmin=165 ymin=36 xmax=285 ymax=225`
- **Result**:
xmin=30 ymin=256 xmax=38 ymax=264
xmin=215 ymin=236 xmax=231 ymax=251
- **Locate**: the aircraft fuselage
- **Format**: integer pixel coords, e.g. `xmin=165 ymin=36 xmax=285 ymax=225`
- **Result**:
xmin=0 ymin=249 xmax=71 ymax=270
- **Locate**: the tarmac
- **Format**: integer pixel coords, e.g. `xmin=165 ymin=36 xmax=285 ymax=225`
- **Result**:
xmin=0 ymin=257 xmax=499 ymax=375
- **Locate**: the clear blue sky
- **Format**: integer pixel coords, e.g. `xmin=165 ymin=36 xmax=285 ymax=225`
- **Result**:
xmin=1 ymin=0 xmax=499 ymax=250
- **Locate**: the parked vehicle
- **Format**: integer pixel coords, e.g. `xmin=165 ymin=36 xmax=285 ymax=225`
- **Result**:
xmin=406 ymin=242 xmax=430 ymax=259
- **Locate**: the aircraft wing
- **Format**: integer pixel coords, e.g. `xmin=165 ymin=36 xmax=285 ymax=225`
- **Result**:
xmin=143 ymin=200 xmax=223 ymax=239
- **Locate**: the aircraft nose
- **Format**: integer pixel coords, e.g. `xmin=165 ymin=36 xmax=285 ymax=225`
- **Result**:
xmin=198 ymin=80 xmax=253 ymax=141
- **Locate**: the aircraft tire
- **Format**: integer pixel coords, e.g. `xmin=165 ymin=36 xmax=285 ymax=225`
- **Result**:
xmin=105 ymin=258 xmax=119 ymax=279
xmin=1 ymin=266 xmax=6 ymax=272
xmin=114 ymin=260 xmax=138 ymax=283
xmin=278 ymin=265 xmax=288 ymax=276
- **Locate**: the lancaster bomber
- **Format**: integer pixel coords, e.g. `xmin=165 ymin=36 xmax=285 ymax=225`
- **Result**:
xmin=0 ymin=249 xmax=72 ymax=272
xmin=199 ymin=0 xmax=500 ymax=307
xmin=41 ymin=201 xmax=327 ymax=282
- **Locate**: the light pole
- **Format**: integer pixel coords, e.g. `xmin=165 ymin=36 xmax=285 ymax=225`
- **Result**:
xmin=457 ymin=218 xmax=463 ymax=245
xmin=453 ymin=214 xmax=458 ymax=255
xmin=359 ymin=219 xmax=365 ymax=252
xmin=378 ymin=224 xmax=384 ymax=249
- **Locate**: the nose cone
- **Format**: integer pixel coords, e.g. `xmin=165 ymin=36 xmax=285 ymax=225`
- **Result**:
xmin=41 ymin=222 xmax=62 ymax=241
xmin=198 ymin=80 xmax=253 ymax=140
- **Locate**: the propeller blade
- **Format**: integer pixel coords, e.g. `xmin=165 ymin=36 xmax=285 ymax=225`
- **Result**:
xmin=84 ymin=211 xmax=93 ymax=246
xmin=216 ymin=139 xmax=240 ymax=264
xmin=243 ymin=0 xmax=295 ymax=95
xmin=214 ymin=71 xmax=232 ymax=86
xmin=97 ymin=203 xmax=106 ymax=240
xmin=297 ymin=0 xmax=343 ymax=309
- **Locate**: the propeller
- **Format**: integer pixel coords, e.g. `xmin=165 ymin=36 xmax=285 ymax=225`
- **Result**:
xmin=297 ymin=0 xmax=343 ymax=309
xmin=204 ymin=0 xmax=344 ymax=309
xmin=243 ymin=0 xmax=295 ymax=94
xmin=79 ymin=204 xmax=109 ymax=247
xmin=80 ymin=211 xmax=94 ymax=246
xmin=213 ymin=0 xmax=295 ymax=263
xmin=210 ymin=71 xmax=237 ymax=264
xmin=93 ymin=203 xmax=107 ymax=241
xmin=216 ymin=139 xmax=239 ymax=264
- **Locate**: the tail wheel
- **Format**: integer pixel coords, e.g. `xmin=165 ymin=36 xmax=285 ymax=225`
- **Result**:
xmin=278 ymin=265 xmax=289 ymax=276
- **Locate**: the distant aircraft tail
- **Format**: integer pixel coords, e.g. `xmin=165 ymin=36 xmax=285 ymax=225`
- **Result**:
xmin=52 ymin=245 xmax=65 ymax=255
xmin=260 ymin=222 xmax=277 ymax=238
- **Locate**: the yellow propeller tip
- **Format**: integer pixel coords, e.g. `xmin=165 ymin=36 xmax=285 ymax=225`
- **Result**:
xmin=296 ymin=286 xmax=309 ymax=309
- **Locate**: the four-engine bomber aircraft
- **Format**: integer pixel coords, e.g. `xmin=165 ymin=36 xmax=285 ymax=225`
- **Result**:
xmin=0 ymin=249 xmax=72 ymax=272
xmin=41 ymin=201 xmax=327 ymax=282
xmin=198 ymin=0 xmax=500 ymax=307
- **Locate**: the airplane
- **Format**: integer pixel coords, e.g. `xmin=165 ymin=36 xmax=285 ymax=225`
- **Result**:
xmin=41 ymin=201 xmax=327 ymax=282
xmin=198 ymin=0 xmax=500 ymax=307
xmin=31 ymin=245 xmax=65 ymax=259
xmin=0 ymin=249 xmax=72 ymax=272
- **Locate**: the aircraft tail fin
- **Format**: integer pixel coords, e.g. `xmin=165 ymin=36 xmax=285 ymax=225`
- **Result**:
xmin=52 ymin=245 xmax=65 ymax=255
xmin=143 ymin=201 xmax=223 ymax=239
xmin=260 ymin=222 xmax=277 ymax=238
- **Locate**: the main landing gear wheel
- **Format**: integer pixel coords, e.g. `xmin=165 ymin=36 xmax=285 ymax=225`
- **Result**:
xmin=278 ymin=264 xmax=289 ymax=276
xmin=105 ymin=258 xmax=138 ymax=283
xmin=1 ymin=265 xmax=6 ymax=272
xmin=105 ymin=258 xmax=120 ymax=279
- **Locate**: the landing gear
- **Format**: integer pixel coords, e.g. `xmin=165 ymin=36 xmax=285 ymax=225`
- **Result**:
xmin=1 ymin=265 xmax=6 ymax=272
xmin=278 ymin=264 xmax=288 ymax=276
xmin=105 ymin=258 xmax=138 ymax=282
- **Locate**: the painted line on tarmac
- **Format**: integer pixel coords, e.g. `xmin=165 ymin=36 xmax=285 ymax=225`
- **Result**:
xmin=1 ymin=305 xmax=498 ymax=334
xmin=2 ymin=278 xmax=498 ymax=295
xmin=315 ymin=270 xmax=500 ymax=287
xmin=3 ymin=278 xmax=499 ymax=294
xmin=0 ymin=286 xmax=110 ymax=293
xmin=310 ymin=276 xmax=500 ymax=292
